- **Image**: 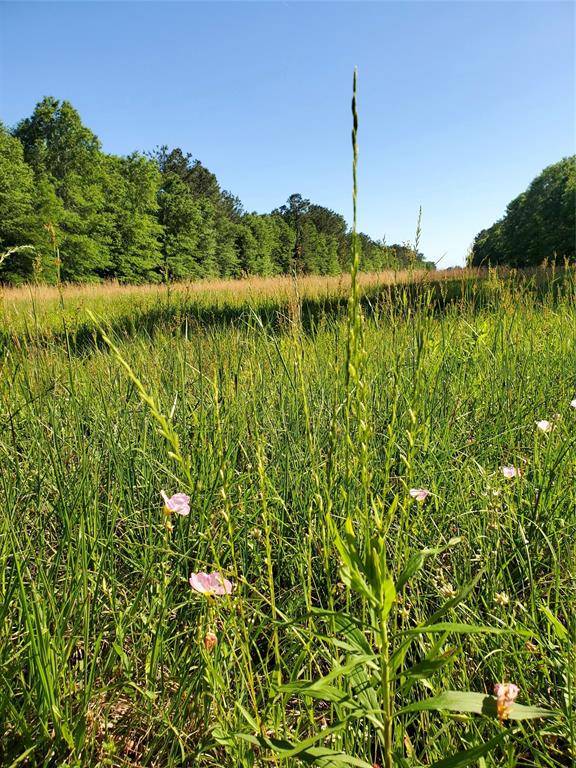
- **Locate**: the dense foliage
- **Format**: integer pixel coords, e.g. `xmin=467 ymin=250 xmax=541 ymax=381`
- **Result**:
xmin=0 ymin=98 xmax=432 ymax=283
xmin=469 ymin=156 xmax=576 ymax=267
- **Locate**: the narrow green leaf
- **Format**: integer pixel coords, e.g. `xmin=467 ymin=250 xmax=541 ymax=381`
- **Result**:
xmin=381 ymin=577 xmax=396 ymax=620
xmin=277 ymin=681 xmax=351 ymax=705
xmin=395 ymin=552 xmax=425 ymax=592
xmin=400 ymin=649 xmax=457 ymax=683
xmin=399 ymin=622 xmax=517 ymax=636
xmin=255 ymin=736 xmax=374 ymax=767
xmin=428 ymin=734 xmax=505 ymax=768
xmin=296 ymin=746 xmax=375 ymax=767
xmin=332 ymin=613 xmax=375 ymax=656
xmin=396 ymin=538 xmax=462 ymax=592
xmin=540 ymin=605 xmax=569 ymax=642
xmin=278 ymin=654 xmax=376 ymax=704
xmin=232 ymin=715 xmax=367 ymax=763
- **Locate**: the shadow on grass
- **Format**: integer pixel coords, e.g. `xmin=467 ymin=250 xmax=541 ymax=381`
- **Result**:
xmin=1 ymin=269 xmax=574 ymax=356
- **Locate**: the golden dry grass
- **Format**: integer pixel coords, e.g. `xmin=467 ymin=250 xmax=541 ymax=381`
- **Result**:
xmin=0 ymin=267 xmax=475 ymax=318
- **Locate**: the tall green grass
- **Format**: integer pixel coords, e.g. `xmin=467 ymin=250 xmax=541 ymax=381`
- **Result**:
xmin=1 ymin=272 xmax=574 ymax=766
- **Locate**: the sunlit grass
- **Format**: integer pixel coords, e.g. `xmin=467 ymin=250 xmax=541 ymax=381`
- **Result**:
xmin=0 ymin=269 xmax=574 ymax=766
xmin=0 ymin=268 xmax=484 ymax=337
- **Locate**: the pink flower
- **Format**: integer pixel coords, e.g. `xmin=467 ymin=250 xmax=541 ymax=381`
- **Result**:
xmin=500 ymin=465 xmax=520 ymax=479
xmin=161 ymin=490 xmax=190 ymax=516
xmin=189 ymin=571 xmax=234 ymax=596
xmin=203 ymin=630 xmax=218 ymax=651
xmin=536 ymin=420 xmax=552 ymax=433
xmin=493 ymin=682 xmax=519 ymax=722
xmin=409 ymin=488 xmax=430 ymax=502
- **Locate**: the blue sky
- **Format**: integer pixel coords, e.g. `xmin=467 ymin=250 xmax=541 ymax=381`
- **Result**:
xmin=1 ymin=1 xmax=574 ymax=266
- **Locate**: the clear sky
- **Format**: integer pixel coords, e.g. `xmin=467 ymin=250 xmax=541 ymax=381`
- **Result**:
xmin=1 ymin=1 xmax=574 ymax=266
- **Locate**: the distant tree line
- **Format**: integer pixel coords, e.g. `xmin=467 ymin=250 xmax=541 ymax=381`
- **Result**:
xmin=469 ymin=156 xmax=575 ymax=267
xmin=0 ymin=97 xmax=434 ymax=284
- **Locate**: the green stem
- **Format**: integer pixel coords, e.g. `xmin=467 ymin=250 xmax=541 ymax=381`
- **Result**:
xmin=379 ymin=614 xmax=393 ymax=768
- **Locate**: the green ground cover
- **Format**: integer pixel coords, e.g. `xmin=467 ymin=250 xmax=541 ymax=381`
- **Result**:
xmin=0 ymin=271 xmax=574 ymax=766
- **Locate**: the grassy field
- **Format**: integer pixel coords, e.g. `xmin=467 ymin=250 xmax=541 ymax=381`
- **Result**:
xmin=1 ymin=269 xmax=458 ymax=343
xmin=1 ymin=267 xmax=575 ymax=767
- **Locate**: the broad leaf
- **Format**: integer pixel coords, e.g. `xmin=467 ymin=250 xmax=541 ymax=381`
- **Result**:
xmin=398 ymin=690 xmax=553 ymax=720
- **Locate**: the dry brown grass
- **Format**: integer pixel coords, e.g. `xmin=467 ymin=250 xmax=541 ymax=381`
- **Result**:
xmin=0 ymin=268 xmax=484 ymax=337
xmin=1 ymin=267 xmax=476 ymax=306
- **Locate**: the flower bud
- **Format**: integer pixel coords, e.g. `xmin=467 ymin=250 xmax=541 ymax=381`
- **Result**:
xmin=204 ymin=631 xmax=217 ymax=652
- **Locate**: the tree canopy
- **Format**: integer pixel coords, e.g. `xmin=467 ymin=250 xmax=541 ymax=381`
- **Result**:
xmin=0 ymin=97 xmax=433 ymax=284
xmin=469 ymin=157 xmax=576 ymax=268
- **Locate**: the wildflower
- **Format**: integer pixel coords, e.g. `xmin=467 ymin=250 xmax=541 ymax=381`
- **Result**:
xmin=439 ymin=582 xmax=457 ymax=599
xmin=500 ymin=465 xmax=521 ymax=479
xmin=536 ymin=420 xmax=552 ymax=433
xmin=493 ymin=682 xmax=519 ymax=723
xmin=409 ymin=488 xmax=430 ymax=502
xmin=161 ymin=490 xmax=190 ymax=516
xmin=399 ymin=605 xmax=411 ymax=621
xmin=571 ymin=398 xmax=576 ymax=409
xmin=525 ymin=641 xmax=539 ymax=654
xmin=250 ymin=527 xmax=263 ymax=541
xmin=203 ymin=630 xmax=218 ymax=652
xmin=494 ymin=591 xmax=510 ymax=607
xmin=189 ymin=571 xmax=234 ymax=596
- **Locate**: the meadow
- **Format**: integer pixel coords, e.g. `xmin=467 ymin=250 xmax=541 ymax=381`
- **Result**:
xmin=0 ymin=268 xmax=474 ymax=343
xmin=0 ymin=266 xmax=575 ymax=767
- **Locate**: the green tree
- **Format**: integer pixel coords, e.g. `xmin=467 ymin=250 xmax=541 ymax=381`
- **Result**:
xmin=102 ymin=153 xmax=163 ymax=282
xmin=242 ymin=214 xmax=283 ymax=276
xmin=269 ymin=215 xmax=296 ymax=273
xmin=214 ymin=216 xmax=242 ymax=278
xmin=2 ymin=99 xmax=434 ymax=284
xmin=14 ymin=97 xmax=113 ymax=280
xmin=153 ymin=145 xmax=240 ymax=279
xmin=273 ymin=193 xmax=311 ymax=272
xmin=158 ymin=175 xmax=219 ymax=280
xmin=307 ymin=204 xmax=349 ymax=269
xmin=151 ymin=146 xmax=227 ymax=207
xmin=470 ymin=157 xmax=576 ymax=267
xmin=0 ymin=125 xmax=38 ymax=281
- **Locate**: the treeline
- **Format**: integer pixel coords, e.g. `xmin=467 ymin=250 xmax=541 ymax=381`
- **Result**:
xmin=0 ymin=97 xmax=433 ymax=284
xmin=469 ymin=156 xmax=575 ymax=267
